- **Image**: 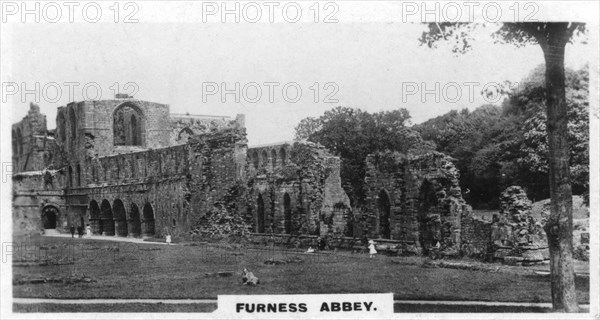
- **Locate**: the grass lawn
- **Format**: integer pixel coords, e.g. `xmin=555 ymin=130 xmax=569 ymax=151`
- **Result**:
xmin=12 ymin=235 xmax=589 ymax=304
xmin=14 ymin=303 xmax=217 ymax=313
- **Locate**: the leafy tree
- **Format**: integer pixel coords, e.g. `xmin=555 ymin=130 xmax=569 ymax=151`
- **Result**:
xmin=511 ymin=66 xmax=590 ymax=203
xmin=416 ymin=104 xmax=522 ymax=207
xmin=294 ymin=106 xmax=433 ymax=205
xmin=415 ymin=66 xmax=589 ymax=207
xmin=420 ymin=22 xmax=586 ymax=312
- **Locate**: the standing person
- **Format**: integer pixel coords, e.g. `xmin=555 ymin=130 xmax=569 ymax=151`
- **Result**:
xmin=77 ymin=225 xmax=83 ymax=238
xmin=86 ymin=224 xmax=92 ymax=238
xmin=368 ymin=240 xmax=377 ymax=258
xmin=70 ymin=224 xmax=75 ymax=238
xmin=166 ymin=233 xmax=172 ymax=245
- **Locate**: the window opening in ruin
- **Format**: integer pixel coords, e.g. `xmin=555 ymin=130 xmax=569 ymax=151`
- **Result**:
xmin=76 ymin=164 xmax=81 ymax=187
xmin=257 ymin=194 xmax=265 ymax=233
xmin=418 ymin=180 xmax=441 ymax=253
xmin=280 ymin=147 xmax=286 ymax=166
xmin=68 ymin=166 xmax=73 ymax=187
xmin=284 ymin=193 xmax=292 ymax=234
xmin=378 ymin=189 xmax=391 ymax=239
xmin=114 ymin=104 xmax=143 ymax=146
xmin=57 ymin=112 xmax=66 ymax=142
xmin=178 ymin=127 xmax=194 ymax=144
xmin=261 ymin=150 xmax=268 ymax=168
xmin=271 ymin=149 xmax=277 ymax=168
xmin=252 ymin=150 xmax=259 ymax=169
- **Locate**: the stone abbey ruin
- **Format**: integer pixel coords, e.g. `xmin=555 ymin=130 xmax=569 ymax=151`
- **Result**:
xmin=12 ymin=97 xmax=549 ymax=264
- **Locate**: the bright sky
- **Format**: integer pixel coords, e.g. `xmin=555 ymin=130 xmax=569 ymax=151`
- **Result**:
xmin=3 ymin=1 xmax=596 ymax=146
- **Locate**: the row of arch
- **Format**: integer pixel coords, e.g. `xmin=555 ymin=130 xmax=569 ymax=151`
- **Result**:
xmin=66 ymin=147 xmax=188 ymax=188
xmin=254 ymin=193 xmax=293 ymax=234
xmin=374 ymin=182 xmax=443 ymax=243
xmin=88 ymin=199 xmax=155 ymax=237
xmin=249 ymin=147 xmax=287 ymax=170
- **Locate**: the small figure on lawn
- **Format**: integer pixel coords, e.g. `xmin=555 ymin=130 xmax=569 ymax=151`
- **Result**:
xmin=242 ymin=268 xmax=260 ymax=285
xmin=317 ymin=236 xmax=327 ymax=251
xmin=305 ymin=246 xmax=315 ymax=253
xmin=77 ymin=225 xmax=83 ymax=238
xmin=368 ymin=240 xmax=377 ymax=258
xmin=166 ymin=234 xmax=172 ymax=245
xmin=70 ymin=224 xmax=75 ymax=238
xmin=86 ymin=224 xmax=92 ymax=238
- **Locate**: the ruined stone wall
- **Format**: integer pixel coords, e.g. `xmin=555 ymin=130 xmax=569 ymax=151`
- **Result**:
xmin=460 ymin=216 xmax=493 ymax=258
xmin=364 ymin=151 xmax=469 ymax=256
xmin=14 ymin=98 xmax=250 ymax=238
xmin=12 ymin=172 xmax=66 ymax=235
xmin=169 ymin=114 xmax=244 ymax=145
xmin=245 ymin=142 xmax=351 ymax=237
xmin=55 ymin=99 xmax=170 ymax=166
xmin=12 ymin=103 xmax=49 ymax=172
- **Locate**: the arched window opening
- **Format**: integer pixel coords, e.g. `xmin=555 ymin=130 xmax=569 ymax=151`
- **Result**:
xmin=252 ymin=150 xmax=259 ymax=169
xmin=283 ymin=193 xmax=292 ymax=234
xmin=378 ymin=189 xmax=391 ymax=239
xmin=114 ymin=104 xmax=143 ymax=146
xmin=177 ymin=127 xmax=194 ymax=144
xmin=271 ymin=149 xmax=277 ymax=168
xmin=57 ymin=112 xmax=66 ymax=142
xmin=76 ymin=164 xmax=81 ymax=187
xmin=257 ymin=194 xmax=265 ymax=233
xmin=261 ymin=150 xmax=268 ymax=168
xmin=68 ymin=166 xmax=73 ymax=187
xmin=280 ymin=147 xmax=286 ymax=166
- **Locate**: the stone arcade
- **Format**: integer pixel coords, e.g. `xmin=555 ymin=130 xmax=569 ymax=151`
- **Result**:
xmin=12 ymin=98 xmax=547 ymax=262
xmin=12 ymin=98 xmax=351 ymax=240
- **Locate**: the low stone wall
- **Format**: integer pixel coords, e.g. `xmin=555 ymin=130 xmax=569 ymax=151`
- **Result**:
xmin=460 ymin=216 xmax=493 ymax=259
xmin=247 ymin=233 xmax=420 ymax=255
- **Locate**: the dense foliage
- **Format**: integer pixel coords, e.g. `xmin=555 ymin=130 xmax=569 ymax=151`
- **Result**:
xmin=191 ymin=203 xmax=252 ymax=243
xmin=294 ymin=106 xmax=434 ymax=205
xmin=415 ymin=65 xmax=589 ymax=208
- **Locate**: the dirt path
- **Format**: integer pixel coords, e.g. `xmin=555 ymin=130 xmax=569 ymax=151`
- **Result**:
xmin=12 ymin=297 xmax=589 ymax=310
xmin=42 ymin=233 xmax=170 ymax=245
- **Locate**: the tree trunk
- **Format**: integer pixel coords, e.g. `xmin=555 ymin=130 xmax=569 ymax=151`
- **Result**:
xmin=541 ymin=24 xmax=579 ymax=312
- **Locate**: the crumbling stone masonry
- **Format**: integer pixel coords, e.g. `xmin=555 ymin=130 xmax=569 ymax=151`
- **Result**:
xmin=12 ymin=97 xmax=350 ymax=242
xmin=364 ymin=152 xmax=550 ymax=262
xmin=245 ymin=141 xmax=351 ymax=238
xmin=363 ymin=152 xmax=469 ymax=256
xmin=491 ymin=186 xmax=549 ymax=264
